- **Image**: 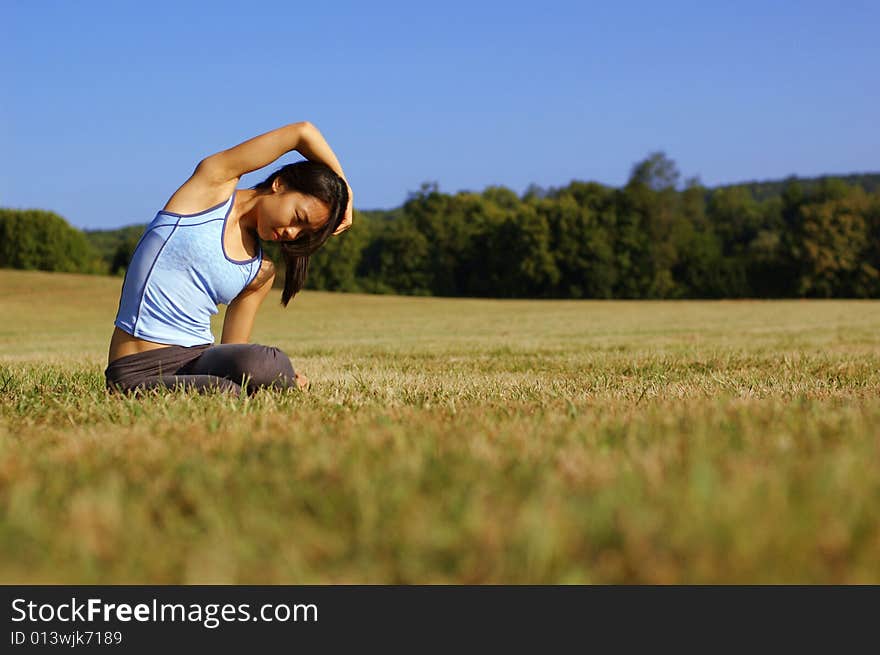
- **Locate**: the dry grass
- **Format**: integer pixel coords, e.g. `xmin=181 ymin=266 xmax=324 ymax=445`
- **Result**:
xmin=1 ymin=269 xmax=879 ymax=583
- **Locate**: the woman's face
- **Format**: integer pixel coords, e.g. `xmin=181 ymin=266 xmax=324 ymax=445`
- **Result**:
xmin=257 ymin=182 xmax=331 ymax=243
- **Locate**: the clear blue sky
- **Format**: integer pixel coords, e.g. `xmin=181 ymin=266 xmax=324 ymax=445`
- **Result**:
xmin=2 ymin=0 xmax=878 ymax=229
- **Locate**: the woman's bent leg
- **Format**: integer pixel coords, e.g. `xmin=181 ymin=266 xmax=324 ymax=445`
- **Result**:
xmin=180 ymin=344 xmax=297 ymax=393
xmin=104 ymin=344 xmax=220 ymax=394
xmin=132 ymin=374 xmax=242 ymax=395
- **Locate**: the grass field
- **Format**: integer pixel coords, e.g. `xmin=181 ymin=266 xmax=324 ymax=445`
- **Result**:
xmin=1 ymin=269 xmax=879 ymax=583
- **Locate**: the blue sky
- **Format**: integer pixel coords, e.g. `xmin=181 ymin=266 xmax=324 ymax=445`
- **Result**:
xmin=2 ymin=0 xmax=878 ymax=229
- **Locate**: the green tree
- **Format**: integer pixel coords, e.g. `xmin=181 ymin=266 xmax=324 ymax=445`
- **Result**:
xmin=0 ymin=208 xmax=102 ymax=273
xmin=628 ymin=151 xmax=680 ymax=191
xmin=543 ymin=183 xmax=617 ymax=298
xmin=403 ymin=185 xmax=497 ymax=296
xmin=623 ymin=153 xmax=683 ymax=297
xmin=669 ymin=179 xmax=732 ymax=297
xmin=470 ymin=204 xmax=559 ymax=297
xmin=357 ymin=217 xmax=431 ymax=295
xmin=792 ymin=180 xmax=875 ymax=297
xmin=306 ymin=209 xmax=374 ymax=292
xmin=862 ymin=194 xmax=880 ymax=297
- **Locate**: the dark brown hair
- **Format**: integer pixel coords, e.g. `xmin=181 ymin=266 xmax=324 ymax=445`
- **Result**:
xmin=252 ymin=161 xmax=348 ymax=306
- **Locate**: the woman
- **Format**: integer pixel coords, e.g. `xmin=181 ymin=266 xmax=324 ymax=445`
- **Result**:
xmin=105 ymin=121 xmax=352 ymax=396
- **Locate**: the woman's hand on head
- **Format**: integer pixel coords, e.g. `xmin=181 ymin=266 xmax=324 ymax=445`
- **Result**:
xmin=332 ymin=181 xmax=353 ymax=236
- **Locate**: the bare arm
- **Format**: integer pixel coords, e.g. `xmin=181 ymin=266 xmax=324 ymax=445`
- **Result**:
xmin=220 ymin=262 xmax=310 ymax=391
xmin=220 ymin=262 xmax=276 ymax=344
xmin=202 ymin=122 xmax=354 ymax=234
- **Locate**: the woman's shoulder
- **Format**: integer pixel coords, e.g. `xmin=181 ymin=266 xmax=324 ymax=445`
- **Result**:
xmin=161 ymin=169 xmax=238 ymax=216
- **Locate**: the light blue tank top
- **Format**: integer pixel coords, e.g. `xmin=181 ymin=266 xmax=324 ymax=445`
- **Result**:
xmin=114 ymin=191 xmax=262 ymax=346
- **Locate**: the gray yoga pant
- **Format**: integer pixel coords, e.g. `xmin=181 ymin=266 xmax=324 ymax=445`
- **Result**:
xmin=104 ymin=343 xmax=297 ymax=396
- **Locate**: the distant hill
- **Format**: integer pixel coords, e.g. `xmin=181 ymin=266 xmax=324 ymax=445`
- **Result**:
xmin=718 ymin=172 xmax=880 ymax=202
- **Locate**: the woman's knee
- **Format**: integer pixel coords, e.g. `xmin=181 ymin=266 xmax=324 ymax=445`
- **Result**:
xmin=190 ymin=344 xmax=295 ymax=390
xmin=240 ymin=345 xmax=296 ymax=390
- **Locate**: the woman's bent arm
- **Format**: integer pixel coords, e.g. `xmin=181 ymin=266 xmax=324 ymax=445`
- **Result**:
xmin=202 ymin=122 xmax=312 ymax=180
xmin=220 ymin=263 xmax=276 ymax=344
xmin=202 ymin=122 xmax=353 ymax=234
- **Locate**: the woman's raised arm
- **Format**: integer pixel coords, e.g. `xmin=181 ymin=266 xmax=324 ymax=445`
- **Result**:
xmin=202 ymin=122 xmax=353 ymax=234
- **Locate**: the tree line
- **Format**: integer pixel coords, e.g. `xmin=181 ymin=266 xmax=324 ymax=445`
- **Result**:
xmin=307 ymin=153 xmax=880 ymax=298
xmin=3 ymin=153 xmax=880 ymax=298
